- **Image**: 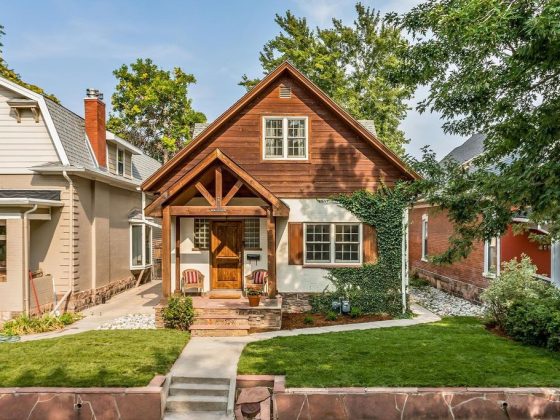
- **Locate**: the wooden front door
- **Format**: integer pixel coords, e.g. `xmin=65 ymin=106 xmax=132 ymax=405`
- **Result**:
xmin=211 ymin=221 xmax=243 ymax=289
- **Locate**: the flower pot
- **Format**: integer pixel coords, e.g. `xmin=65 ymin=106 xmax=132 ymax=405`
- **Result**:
xmin=248 ymin=294 xmax=261 ymax=307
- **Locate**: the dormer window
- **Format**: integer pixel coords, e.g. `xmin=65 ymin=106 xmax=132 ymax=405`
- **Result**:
xmin=117 ymin=148 xmax=125 ymax=176
xmin=263 ymin=117 xmax=308 ymax=160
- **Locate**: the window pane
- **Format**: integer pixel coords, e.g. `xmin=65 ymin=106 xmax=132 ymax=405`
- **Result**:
xmin=117 ymin=149 xmax=125 ymax=176
xmin=305 ymin=224 xmax=331 ymax=263
xmin=264 ymin=119 xmax=283 ymax=158
xmin=145 ymin=226 xmax=152 ymax=265
xmin=287 ymin=119 xmax=306 ymax=157
xmin=131 ymin=225 xmax=142 ymax=267
xmin=244 ymin=219 xmax=260 ymax=249
xmin=422 ymin=219 xmax=428 ymax=258
xmin=0 ymin=221 xmax=5 ymax=282
xmin=334 ymin=224 xmax=360 ymax=263
xmin=487 ymin=237 xmax=497 ymax=274
xmin=194 ymin=219 xmax=210 ymax=249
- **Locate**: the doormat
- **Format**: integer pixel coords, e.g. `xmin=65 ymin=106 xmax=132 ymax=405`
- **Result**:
xmin=208 ymin=292 xmax=242 ymax=299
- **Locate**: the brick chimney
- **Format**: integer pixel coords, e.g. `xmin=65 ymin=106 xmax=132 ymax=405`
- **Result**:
xmin=84 ymin=88 xmax=106 ymax=167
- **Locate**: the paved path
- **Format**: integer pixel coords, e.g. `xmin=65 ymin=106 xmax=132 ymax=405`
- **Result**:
xmin=20 ymin=280 xmax=162 ymax=342
xmin=170 ymin=304 xmax=440 ymax=379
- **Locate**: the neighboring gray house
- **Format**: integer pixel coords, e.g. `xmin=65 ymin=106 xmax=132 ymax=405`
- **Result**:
xmin=0 ymin=76 xmax=161 ymax=320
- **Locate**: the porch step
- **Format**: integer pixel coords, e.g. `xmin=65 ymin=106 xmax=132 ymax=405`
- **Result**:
xmin=172 ymin=376 xmax=230 ymax=385
xmin=169 ymin=382 xmax=230 ymax=397
xmin=189 ymin=323 xmax=250 ymax=337
xmin=165 ymin=395 xmax=228 ymax=413
xmin=192 ymin=314 xmax=249 ymax=327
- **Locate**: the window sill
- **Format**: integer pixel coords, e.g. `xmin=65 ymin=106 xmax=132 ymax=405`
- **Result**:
xmin=244 ymin=248 xmax=262 ymax=251
xmin=303 ymin=264 xmax=362 ymax=269
xmin=130 ymin=264 xmax=152 ymax=270
xmin=261 ymin=158 xmax=310 ymax=163
xmin=191 ymin=248 xmax=209 ymax=252
xmin=482 ymin=272 xmax=497 ymax=279
xmin=421 ymin=257 xmax=428 ymax=262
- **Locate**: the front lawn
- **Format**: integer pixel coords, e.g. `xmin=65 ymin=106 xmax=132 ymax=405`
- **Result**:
xmin=238 ymin=317 xmax=560 ymax=387
xmin=0 ymin=329 xmax=189 ymax=387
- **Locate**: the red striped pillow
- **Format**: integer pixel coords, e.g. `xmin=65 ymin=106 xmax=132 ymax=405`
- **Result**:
xmin=253 ymin=270 xmax=267 ymax=285
xmin=184 ymin=270 xmax=199 ymax=285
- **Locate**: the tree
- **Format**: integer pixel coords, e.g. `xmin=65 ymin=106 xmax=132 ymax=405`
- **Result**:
xmin=108 ymin=58 xmax=206 ymax=163
xmin=241 ymin=4 xmax=413 ymax=154
xmin=0 ymin=24 xmax=58 ymax=102
xmin=389 ymin=0 xmax=560 ymax=262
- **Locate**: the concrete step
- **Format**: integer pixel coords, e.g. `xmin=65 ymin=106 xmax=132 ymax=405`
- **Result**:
xmin=189 ymin=323 xmax=249 ymax=337
xmin=169 ymin=382 xmax=230 ymax=397
xmin=166 ymin=395 xmax=228 ymax=413
xmin=171 ymin=376 xmax=231 ymax=385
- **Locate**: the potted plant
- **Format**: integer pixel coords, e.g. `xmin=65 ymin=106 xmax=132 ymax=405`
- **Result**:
xmin=246 ymin=288 xmax=261 ymax=307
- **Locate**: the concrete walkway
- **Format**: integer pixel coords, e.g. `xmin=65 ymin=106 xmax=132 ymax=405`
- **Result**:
xmin=20 ymin=280 xmax=162 ymax=342
xmin=170 ymin=304 xmax=440 ymax=380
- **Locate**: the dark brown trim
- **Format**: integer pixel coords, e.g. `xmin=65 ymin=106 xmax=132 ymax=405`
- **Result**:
xmin=175 ymin=217 xmax=181 ymax=294
xmin=169 ymin=206 xmax=268 ymax=217
xmin=161 ymin=206 xmax=171 ymax=297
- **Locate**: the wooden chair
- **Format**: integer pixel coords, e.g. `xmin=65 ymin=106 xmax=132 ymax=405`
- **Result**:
xmin=245 ymin=269 xmax=269 ymax=294
xmin=181 ymin=269 xmax=204 ymax=294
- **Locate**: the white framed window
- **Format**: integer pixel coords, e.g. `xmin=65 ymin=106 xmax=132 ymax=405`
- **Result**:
xmin=194 ymin=219 xmax=210 ymax=250
xmin=421 ymin=214 xmax=428 ymax=261
xmin=244 ymin=219 xmax=260 ymax=249
xmin=117 ymin=147 xmax=125 ymax=176
xmin=304 ymin=223 xmax=362 ymax=265
xmin=484 ymin=237 xmax=500 ymax=277
xmin=263 ymin=116 xmax=308 ymax=160
xmin=0 ymin=220 xmax=6 ymax=282
xmin=130 ymin=223 xmax=153 ymax=269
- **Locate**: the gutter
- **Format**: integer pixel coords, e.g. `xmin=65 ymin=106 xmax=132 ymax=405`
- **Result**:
xmin=62 ymin=170 xmax=75 ymax=300
xmin=23 ymin=205 xmax=38 ymax=315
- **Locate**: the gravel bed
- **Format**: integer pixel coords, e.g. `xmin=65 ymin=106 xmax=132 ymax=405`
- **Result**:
xmin=410 ymin=286 xmax=485 ymax=317
xmin=97 ymin=313 xmax=156 ymax=330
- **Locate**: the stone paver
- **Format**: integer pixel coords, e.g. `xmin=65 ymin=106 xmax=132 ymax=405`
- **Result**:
xmin=20 ymin=280 xmax=162 ymax=342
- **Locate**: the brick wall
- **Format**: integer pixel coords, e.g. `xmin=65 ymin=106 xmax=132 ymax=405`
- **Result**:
xmin=408 ymin=206 xmax=488 ymax=302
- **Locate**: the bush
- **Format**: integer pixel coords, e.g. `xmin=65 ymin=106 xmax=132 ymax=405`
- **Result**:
xmin=326 ymin=311 xmax=338 ymax=321
xmin=482 ymin=256 xmax=560 ymax=351
xmin=350 ymin=307 xmax=363 ymax=318
xmin=1 ymin=312 xmax=82 ymax=336
xmin=303 ymin=315 xmax=314 ymax=325
xmin=162 ymin=295 xmax=195 ymax=330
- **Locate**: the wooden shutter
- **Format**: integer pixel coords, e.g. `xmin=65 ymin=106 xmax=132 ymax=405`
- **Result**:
xmin=288 ymin=222 xmax=303 ymax=265
xmin=362 ymin=223 xmax=378 ymax=264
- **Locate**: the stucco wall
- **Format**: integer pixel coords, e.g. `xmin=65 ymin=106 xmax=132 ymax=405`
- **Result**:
xmin=277 ymin=198 xmax=360 ymax=293
xmin=0 ymin=217 xmax=24 ymax=318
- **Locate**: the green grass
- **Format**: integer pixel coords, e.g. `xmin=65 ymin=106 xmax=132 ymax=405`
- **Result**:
xmin=0 ymin=329 xmax=189 ymax=387
xmin=238 ymin=317 xmax=560 ymax=387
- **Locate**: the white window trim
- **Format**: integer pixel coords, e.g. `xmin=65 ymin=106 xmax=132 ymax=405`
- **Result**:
xmin=421 ymin=214 xmax=428 ymax=262
xmin=483 ymin=237 xmax=500 ymax=278
xmin=130 ymin=222 xmax=153 ymax=269
xmin=303 ymin=222 xmax=362 ymax=266
xmin=116 ymin=146 xmax=125 ymax=177
xmin=262 ymin=116 xmax=308 ymax=160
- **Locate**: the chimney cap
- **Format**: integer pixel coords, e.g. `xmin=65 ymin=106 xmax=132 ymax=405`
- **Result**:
xmin=85 ymin=88 xmax=103 ymax=101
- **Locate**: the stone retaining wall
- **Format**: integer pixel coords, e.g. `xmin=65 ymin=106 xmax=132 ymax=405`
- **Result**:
xmin=0 ymin=375 xmax=164 ymax=420
xmin=280 ymin=293 xmax=314 ymax=313
xmin=413 ymin=268 xmax=485 ymax=303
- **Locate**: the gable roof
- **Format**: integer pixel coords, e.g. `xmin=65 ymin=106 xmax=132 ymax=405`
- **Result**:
xmin=143 ymin=61 xmax=419 ymax=191
xmin=441 ymin=133 xmax=486 ymax=165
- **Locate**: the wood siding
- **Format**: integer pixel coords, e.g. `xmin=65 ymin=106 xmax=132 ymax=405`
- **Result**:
xmin=154 ymin=75 xmax=409 ymax=198
xmin=107 ymin=143 xmax=132 ymax=179
xmin=0 ymin=86 xmax=60 ymax=168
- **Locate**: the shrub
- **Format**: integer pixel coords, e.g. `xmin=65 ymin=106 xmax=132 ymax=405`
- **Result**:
xmin=162 ymin=295 xmax=195 ymax=331
xmin=482 ymin=255 xmax=560 ymax=351
xmin=1 ymin=312 xmax=82 ymax=336
xmin=303 ymin=315 xmax=314 ymax=325
xmin=326 ymin=311 xmax=338 ymax=321
xmin=350 ymin=307 xmax=363 ymax=318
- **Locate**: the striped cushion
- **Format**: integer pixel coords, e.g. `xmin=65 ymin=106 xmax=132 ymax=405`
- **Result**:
xmin=184 ymin=270 xmax=199 ymax=285
xmin=252 ymin=270 xmax=267 ymax=285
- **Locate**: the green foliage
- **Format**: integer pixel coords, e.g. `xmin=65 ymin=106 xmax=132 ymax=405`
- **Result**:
xmin=303 ymin=314 xmax=314 ymax=325
xmin=1 ymin=312 xmax=82 ymax=336
xmin=326 ymin=311 xmax=338 ymax=321
xmin=350 ymin=307 xmax=363 ymax=319
xmin=162 ymin=295 xmax=195 ymax=331
xmin=409 ymin=274 xmax=429 ymax=288
xmin=0 ymin=24 xmax=58 ymax=102
xmin=241 ymin=5 xmax=413 ymax=154
xmin=108 ymin=58 xmax=206 ymax=162
xmin=388 ymin=0 xmax=560 ymax=251
xmin=482 ymin=256 xmax=560 ymax=351
xmin=245 ymin=288 xmax=261 ymax=296
xmin=322 ymin=185 xmax=414 ymax=315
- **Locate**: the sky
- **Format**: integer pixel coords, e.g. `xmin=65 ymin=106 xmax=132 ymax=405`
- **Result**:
xmin=1 ymin=0 xmax=464 ymax=159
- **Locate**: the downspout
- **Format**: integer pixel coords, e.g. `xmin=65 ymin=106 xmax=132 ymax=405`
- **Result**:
xmin=401 ymin=207 xmax=409 ymax=314
xmin=23 ymin=204 xmax=38 ymax=315
xmin=62 ymin=170 xmax=75 ymax=298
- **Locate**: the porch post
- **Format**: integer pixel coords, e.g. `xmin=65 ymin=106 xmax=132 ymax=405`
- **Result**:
xmin=161 ymin=205 xmax=172 ymax=297
xmin=267 ymin=208 xmax=277 ymax=297
xmin=175 ymin=217 xmax=181 ymax=293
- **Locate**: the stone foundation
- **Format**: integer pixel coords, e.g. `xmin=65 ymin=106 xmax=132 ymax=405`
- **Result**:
xmin=241 ymin=308 xmax=282 ymax=330
xmin=279 ymin=293 xmax=316 ymax=313
xmin=155 ymin=298 xmax=167 ymax=329
xmin=413 ymin=268 xmax=485 ymax=303
xmin=0 ymin=376 xmax=165 ymax=420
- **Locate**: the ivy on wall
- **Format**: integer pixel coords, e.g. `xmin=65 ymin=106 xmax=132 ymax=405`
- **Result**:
xmin=310 ymin=184 xmax=414 ymax=316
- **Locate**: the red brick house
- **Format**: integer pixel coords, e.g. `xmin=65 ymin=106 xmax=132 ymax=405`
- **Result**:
xmin=409 ymin=134 xmax=560 ymax=301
